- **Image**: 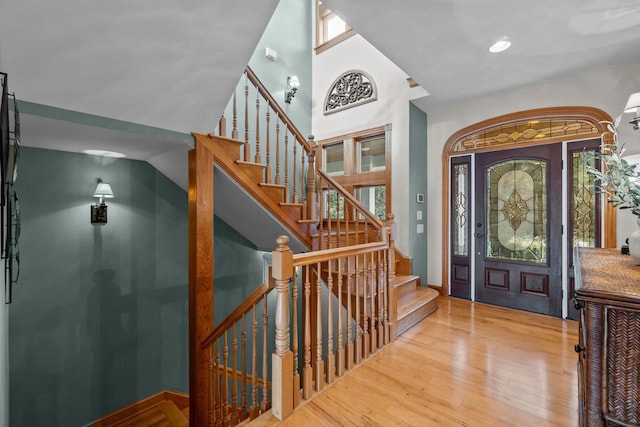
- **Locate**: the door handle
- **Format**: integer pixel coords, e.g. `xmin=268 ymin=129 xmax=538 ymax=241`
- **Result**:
xmin=475 ymin=232 xmax=485 ymax=238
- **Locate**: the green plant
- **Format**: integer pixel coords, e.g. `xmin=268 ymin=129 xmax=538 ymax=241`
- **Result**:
xmin=588 ymin=119 xmax=640 ymax=216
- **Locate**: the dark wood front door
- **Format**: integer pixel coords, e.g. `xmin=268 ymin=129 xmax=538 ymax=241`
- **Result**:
xmin=474 ymin=144 xmax=563 ymax=316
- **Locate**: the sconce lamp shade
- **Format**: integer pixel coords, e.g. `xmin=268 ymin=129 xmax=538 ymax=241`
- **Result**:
xmin=94 ymin=181 xmax=114 ymax=199
xmin=287 ymin=75 xmax=300 ymax=89
xmin=624 ymin=92 xmax=640 ymax=113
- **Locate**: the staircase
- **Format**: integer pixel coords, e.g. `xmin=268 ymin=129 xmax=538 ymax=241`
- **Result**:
xmin=94 ymin=66 xmax=437 ymax=426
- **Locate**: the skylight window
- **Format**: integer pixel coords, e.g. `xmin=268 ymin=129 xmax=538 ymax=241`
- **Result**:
xmin=316 ymin=1 xmax=356 ymax=54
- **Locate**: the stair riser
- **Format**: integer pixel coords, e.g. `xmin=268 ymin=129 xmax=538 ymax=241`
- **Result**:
xmin=397 ymin=299 xmax=438 ymax=336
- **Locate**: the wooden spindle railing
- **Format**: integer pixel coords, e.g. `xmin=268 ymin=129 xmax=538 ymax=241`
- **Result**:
xmin=269 ymin=220 xmax=397 ymax=420
xmin=217 ymin=67 xmax=315 ymax=220
xmin=199 ymin=282 xmax=276 ymax=426
xmin=313 ymin=169 xmax=385 ymax=250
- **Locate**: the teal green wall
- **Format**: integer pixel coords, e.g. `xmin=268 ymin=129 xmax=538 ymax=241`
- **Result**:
xmin=9 ymin=147 xmax=265 ymax=426
xmin=409 ymin=103 xmax=428 ymax=282
xmin=248 ymin=0 xmax=313 ymax=137
xmin=10 ymin=148 xmax=189 ymax=426
xmin=222 ymin=0 xmax=313 ymax=139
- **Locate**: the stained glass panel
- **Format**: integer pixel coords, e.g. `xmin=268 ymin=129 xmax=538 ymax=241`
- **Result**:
xmin=486 ymin=159 xmax=547 ymax=263
xmin=572 ymin=151 xmax=597 ymax=247
xmin=453 ymin=163 xmax=469 ymax=256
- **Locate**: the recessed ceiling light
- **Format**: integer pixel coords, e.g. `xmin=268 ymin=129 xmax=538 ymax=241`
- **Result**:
xmin=83 ymin=149 xmax=126 ymax=158
xmin=489 ymin=37 xmax=511 ymax=53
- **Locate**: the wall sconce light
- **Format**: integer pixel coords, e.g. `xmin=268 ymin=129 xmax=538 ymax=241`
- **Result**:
xmin=624 ymin=92 xmax=640 ymax=130
xmin=91 ymin=178 xmax=114 ymax=224
xmin=285 ymin=75 xmax=300 ymax=104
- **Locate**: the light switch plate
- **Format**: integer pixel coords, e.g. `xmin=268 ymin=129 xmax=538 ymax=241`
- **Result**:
xmin=417 ymin=224 xmax=424 ymax=234
xmin=417 ymin=210 xmax=423 ymax=220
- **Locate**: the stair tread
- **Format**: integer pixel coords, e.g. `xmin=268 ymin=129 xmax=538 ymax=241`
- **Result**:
xmin=260 ymin=182 xmax=286 ymax=189
xmin=397 ymin=286 xmax=439 ymax=320
xmin=392 ymin=274 xmax=420 ymax=288
xmin=298 ymin=219 xmax=318 ymax=224
xmin=236 ymin=160 xmax=266 ymax=169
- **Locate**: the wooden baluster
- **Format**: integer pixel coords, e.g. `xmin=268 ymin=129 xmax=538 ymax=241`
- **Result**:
xmin=216 ymin=340 xmax=223 ymax=426
xmin=208 ymin=354 xmax=214 ymax=425
xmin=354 ymin=255 xmax=362 ymax=365
xmin=337 ymin=195 xmax=342 ymax=247
xmin=261 ymin=293 xmax=269 ymax=412
xmin=265 ymin=109 xmax=271 ymax=184
xmin=327 ymin=190 xmax=332 ymax=249
xmin=244 ymin=75 xmax=250 ymax=162
xmin=232 ymin=91 xmax=238 ymax=140
xmin=303 ymin=266 xmax=312 ymax=399
xmin=362 ymin=253 xmax=370 ymax=359
xmin=218 ymin=114 xmax=226 ymax=138
xmin=345 ymin=197 xmax=350 ymax=249
xmin=241 ymin=314 xmax=248 ymax=413
xmin=255 ymin=95 xmax=261 ymax=165
xmin=346 ymin=256 xmax=354 ymax=370
xmin=293 ymin=141 xmax=298 ymax=203
xmin=223 ymin=331 xmax=229 ymax=422
xmin=275 ymin=118 xmax=281 ymax=185
xmin=272 ymin=236 xmax=293 ymax=420
xmin=301 ymin=148 xmax=306 ymax=212
xmin=284 ymin=130 xmax=290 ymax=203
xmin=377 ymin=250 xmax=385 ymax=349
xmin=337 ymin=257 xmax=345 ymax=377
xmin=318 ymin=190 xmax=324 ymax=250
xmin=231 ymin=323 xmax=238 ymax=424
xmin=369 ymin=252 xmax=378 ymax=353
xmin=386 ymin=213 xmax=397 ymax=341
xmin=315 ymin=261 xmax=324 ymax=391
xmin=326 ymin=260 xmax=335 ymax=384
xmin=292 ymin=267 xmax=300 ymax=408
xmin=355 ymin=203 xmax=361 ymax=245
xmin=250 ymin=304 xmax=258 ymax=419
xmin=382 ymin=247 xmax=389 ymax=345
xmin=307 ymin=136 xmax=317 ymax=222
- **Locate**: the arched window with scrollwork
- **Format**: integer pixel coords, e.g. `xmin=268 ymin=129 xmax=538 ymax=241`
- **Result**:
xmin=323 ymin=70 xmax=377 ymax=115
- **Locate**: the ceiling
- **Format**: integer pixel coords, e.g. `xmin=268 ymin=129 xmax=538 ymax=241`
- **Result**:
xmin=2 ymin=0 xmax=640 ymax=168
xmin=323 ymin=0 xmax=640 ymax=111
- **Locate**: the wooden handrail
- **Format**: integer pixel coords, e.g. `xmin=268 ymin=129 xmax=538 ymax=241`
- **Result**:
xmin=316 ymin=169 xmax=385 ymax=230
xmin=201 ymin=281 xmax=276 ymax=349
xmin=245 ymin=66 xmax=311 ymax=153
xmin=293 ymin=241 xmax=388 ymax=266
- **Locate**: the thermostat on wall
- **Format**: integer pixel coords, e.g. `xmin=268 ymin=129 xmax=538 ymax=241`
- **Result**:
xmin=416 ymin=193 xmax=424 ymax=203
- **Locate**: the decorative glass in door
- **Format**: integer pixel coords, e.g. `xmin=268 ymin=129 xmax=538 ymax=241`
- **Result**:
xmin=486 ymin=159 xmax=547 ymax=263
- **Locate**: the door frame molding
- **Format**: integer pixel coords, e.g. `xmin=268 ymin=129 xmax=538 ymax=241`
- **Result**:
xmin=441 ymin=106 xmax=614 ymax=297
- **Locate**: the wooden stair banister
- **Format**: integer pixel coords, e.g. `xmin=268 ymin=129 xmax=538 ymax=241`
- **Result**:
xmin=198 ymin=281 xmax=278 ymax=426
xmin=201 ymin=281 xmax=275 ymax=349
xmin=244 ymin=67 xmax=311 ymax=154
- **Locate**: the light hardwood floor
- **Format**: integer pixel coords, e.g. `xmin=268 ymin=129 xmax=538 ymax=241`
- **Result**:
xmin=253 ymin=296 xmax=579 ymax=427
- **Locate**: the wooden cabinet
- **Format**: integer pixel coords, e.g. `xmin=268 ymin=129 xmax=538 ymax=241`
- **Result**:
xmin=574 ymin=248 xmax=640 ymax=427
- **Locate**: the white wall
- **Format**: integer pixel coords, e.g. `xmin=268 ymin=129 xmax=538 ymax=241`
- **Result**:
xmin=312 ymin=34 xmax=428 ymax=254
xmin=424 ymin=61 xmax=640 ymax=287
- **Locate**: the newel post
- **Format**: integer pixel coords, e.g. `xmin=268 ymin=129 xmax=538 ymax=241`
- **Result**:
xmin=271 ymin=236 xmax=294 ymax=420
xmin=385 ymin=213 xmax=398 ymax=342
xmin=306 ymin=136 xmax=318 ymax=222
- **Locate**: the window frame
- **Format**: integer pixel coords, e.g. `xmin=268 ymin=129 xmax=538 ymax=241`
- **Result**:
xmin=317 ymin=125 xmax=392 ymax=219
xmin=316 ymin=1 xmax=357 ymax=54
